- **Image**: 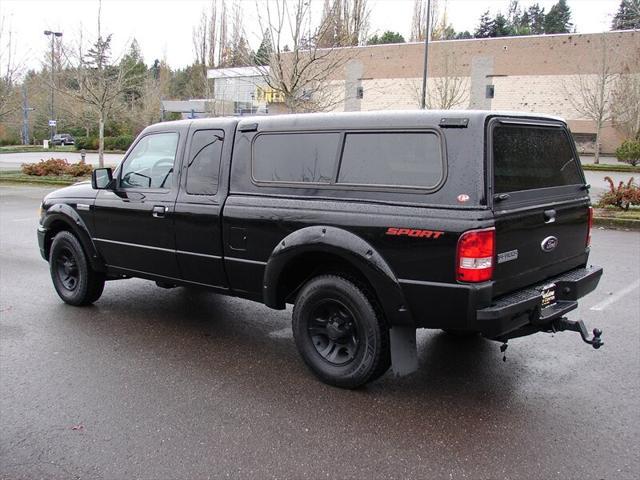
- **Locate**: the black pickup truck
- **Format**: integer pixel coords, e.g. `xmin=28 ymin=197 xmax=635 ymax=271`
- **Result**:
xmin=38 ymin=111 xmax=603 ymax=388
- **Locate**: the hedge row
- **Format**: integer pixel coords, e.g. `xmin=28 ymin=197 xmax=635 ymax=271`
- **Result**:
xmin=75 ymin=135 xmax=134 ymax=151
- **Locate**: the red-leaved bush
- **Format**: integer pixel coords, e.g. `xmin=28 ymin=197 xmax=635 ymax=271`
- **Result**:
xmin=598 ymin=176 xmax=640 ymax=211
xmin=21 ymin=158 xmax=93 ymax=177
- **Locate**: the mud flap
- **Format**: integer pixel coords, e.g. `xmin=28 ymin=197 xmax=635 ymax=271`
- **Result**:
xmin=390 ymin=326 xmax=418 ymax=376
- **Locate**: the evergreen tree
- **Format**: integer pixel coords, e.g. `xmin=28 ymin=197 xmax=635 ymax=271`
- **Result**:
xmin=455 ymin=31 xmax=473 ymax=40
xmin=475 ymin=10 xmax=494 ymax=38
xmin=611 ymin=0 xmax=640 ymax=30
xmin=544 ymin=0 xmax=573 ymax=34
xmin=490 ymin=13 xmax=514 ymax=37
xmin=254 ymin=31 xmax=273 ymax=66
xmin=119 ymin=39 xmax=147 ymax=106
xmin=229 ymin=36 xmax=252 ymax=67
xmin=527 ymin=4 xmax=546 ymax=34
xmin=366 ymin=31 xmax=405 ymax=45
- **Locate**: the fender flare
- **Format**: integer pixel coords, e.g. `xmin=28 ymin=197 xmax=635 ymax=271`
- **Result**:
xmin=263 ymin=226 xmax=414 ymax=326
xmin=42 ymin=204 xmax=105 ymax=271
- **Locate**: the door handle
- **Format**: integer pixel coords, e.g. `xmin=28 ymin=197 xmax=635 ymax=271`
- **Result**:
xmin=152 ymin=205 xmax=167 ymax=218
xmin=543 ymin=209 xmax=556 ymax=224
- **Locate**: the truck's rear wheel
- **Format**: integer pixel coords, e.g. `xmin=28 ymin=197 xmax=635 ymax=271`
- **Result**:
xmin=292 ymin=275 xmax=390 ymax=388
xmin=49 ymin=231 xmax=105 ymax=306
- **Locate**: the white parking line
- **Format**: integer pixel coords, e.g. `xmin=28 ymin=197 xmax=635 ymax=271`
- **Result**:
xmin=590 ymin=280 xmax=640 ymax=311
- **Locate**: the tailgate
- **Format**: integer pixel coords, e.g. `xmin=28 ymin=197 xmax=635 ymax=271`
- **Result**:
xmin=489 ymin=119 xmax=590 ymax=297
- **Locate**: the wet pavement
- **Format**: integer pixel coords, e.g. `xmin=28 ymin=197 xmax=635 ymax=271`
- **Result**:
xmin=1 ymin=185 xmax=639 ymax=479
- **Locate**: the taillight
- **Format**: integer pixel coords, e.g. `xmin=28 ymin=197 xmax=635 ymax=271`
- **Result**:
xmin=456 ymin=228 xmax=496 ymax=283
xmin=587 ymin=206 xmax=593 ymax=247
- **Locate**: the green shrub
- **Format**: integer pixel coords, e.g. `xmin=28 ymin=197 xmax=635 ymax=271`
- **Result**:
xmin=598 ymin=176 xmax=640 ymax=211
xmin=0 ymin=136 xmax=21 ymax=147
xmin=21 ymin=158 xmax=93 ymax=177
xmin=615 ymin=139 xmax=640 ymax=167
xmin=112 ymin=135 xmax=134 ymax=151
xmin=74 ymin=136 xmax=98 ymax=150
xmin=76 ymin=135 xmax=133 ymax=151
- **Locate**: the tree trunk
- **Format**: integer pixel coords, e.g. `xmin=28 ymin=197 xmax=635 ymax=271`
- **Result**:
xmin=594 ymin=123 xmax=601 ymax=165
xmin=98 ymin=113 xmax=105 ymax=169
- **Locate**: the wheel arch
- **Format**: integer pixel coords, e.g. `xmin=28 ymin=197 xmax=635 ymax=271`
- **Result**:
xmin=263 ymin=226 xmax=414 ymax=327
xmin=42 ymin=204 xmax=104 ymax=271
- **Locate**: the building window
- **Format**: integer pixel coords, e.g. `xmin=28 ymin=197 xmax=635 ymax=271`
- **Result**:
xmin=486 ymin=85 xmax=495 ymax=99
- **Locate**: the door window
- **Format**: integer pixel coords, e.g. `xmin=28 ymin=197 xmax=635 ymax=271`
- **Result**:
xmin=120 ymin=132 xmax=179 ymax=189
xmin=186 ymin=130 xmax=224 ymax=195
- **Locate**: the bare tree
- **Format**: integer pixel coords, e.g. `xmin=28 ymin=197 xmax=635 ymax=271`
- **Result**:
xmin=410 ymin=0 xmax=439 ymax=42
xmin=218 ymin=0 xmax=228 ymax=66
xmin=406 ymin=50 xmax=468 ymax=109
xmin=60 ymin=3 xmax=146 ymax=167
xmin=255 ymin=0 xmax=354 ymax=113
xmin=207 ymin=0 xmax=218 ymax=68
xmin=611 ymin=49 xmax=640 ymax=140
xmin=317 ymin=0 xmax=370 ymax=47
xmin=0 ymin=15 xmax=23 ymax=120
xmin=564 ymin=37 xmax=618 ymax=163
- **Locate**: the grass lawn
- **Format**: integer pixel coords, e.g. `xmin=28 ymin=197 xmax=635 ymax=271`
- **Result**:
xmin=0 ymin=145 xmax=76 ymax=154
xmin=0 ymin=170 xmax=88 ymax=186
xmin=593 ymin=206 xmax=640 ymax=230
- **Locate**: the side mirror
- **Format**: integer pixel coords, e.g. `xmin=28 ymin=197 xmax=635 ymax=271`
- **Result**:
xmin=92 ymin=168 xmax=113 ymax=190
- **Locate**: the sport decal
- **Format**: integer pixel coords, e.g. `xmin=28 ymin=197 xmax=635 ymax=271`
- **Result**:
xmin=385 ymin=227 xmax=444 ymax=239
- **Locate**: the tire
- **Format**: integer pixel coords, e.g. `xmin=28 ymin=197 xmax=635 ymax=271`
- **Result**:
xmin=49 ymin=231 xmax=105 ymax=306
xmin=292 ymin=275 xmax=390 ymax=389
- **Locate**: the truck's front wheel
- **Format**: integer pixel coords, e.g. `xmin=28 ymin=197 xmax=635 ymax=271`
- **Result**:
xmin=49 ymin=231 xmax=105 ymax=306
xmin=292 ymin=275 xmax=390 ymax=388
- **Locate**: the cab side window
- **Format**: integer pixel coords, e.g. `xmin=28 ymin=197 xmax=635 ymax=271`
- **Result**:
xmin=186 ymin=129 xmax=224 ymax=195
xmin=120 ymin=132 xmax=179 ymax=189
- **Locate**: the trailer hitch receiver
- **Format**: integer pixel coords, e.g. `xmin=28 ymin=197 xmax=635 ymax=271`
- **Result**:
xmin=552 ymin=317 xmax=604 ymax=349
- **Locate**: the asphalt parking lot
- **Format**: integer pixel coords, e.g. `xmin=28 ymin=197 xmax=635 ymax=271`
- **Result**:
xmin=1 ymin=184 xmax=639 ymax=479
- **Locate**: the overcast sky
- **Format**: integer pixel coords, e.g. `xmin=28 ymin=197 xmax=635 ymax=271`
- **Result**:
xmin=1 ymin=0 xmax=621 ymax=71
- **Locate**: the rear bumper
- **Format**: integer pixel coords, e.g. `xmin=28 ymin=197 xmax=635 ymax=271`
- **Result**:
xmin=476 ymin=265 xmax=603 ymax=338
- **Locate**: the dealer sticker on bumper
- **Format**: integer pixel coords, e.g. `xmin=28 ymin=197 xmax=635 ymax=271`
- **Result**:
xmin=540 ymin=283 xmax=557 ymax=308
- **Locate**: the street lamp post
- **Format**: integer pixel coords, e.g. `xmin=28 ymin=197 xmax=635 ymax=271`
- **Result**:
xmin=420 ymin=0 xmax=431 ymax=109
xmin=44 ymin=30 xmax=63 ymax=142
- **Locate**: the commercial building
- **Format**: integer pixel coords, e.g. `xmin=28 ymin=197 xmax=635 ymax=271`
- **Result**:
xmin=205 ymin=30 xmax=639 ymax=153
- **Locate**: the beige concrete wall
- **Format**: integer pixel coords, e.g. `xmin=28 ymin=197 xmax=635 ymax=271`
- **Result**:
xmin=321 ymin=31 xmax=639 ymax=153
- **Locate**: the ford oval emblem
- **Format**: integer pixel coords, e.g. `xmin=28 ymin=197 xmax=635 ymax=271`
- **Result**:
xmin=541 ymin=236 xmax=558 ymax=252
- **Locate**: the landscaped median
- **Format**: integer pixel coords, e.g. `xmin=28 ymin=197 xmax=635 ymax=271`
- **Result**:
xmin=582 ymin=163 xmax=640 ymax=173
xmin=593 ymin=207 xmax=640 ymax=230
xmin=0 ymin=170 xmax=89 ymax=186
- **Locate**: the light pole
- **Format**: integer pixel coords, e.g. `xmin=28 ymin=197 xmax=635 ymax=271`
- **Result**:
xmin=44 ymin=30 xmax=63 ymax=141
xmin=420 ymin=0 xmax=431 ymax=109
